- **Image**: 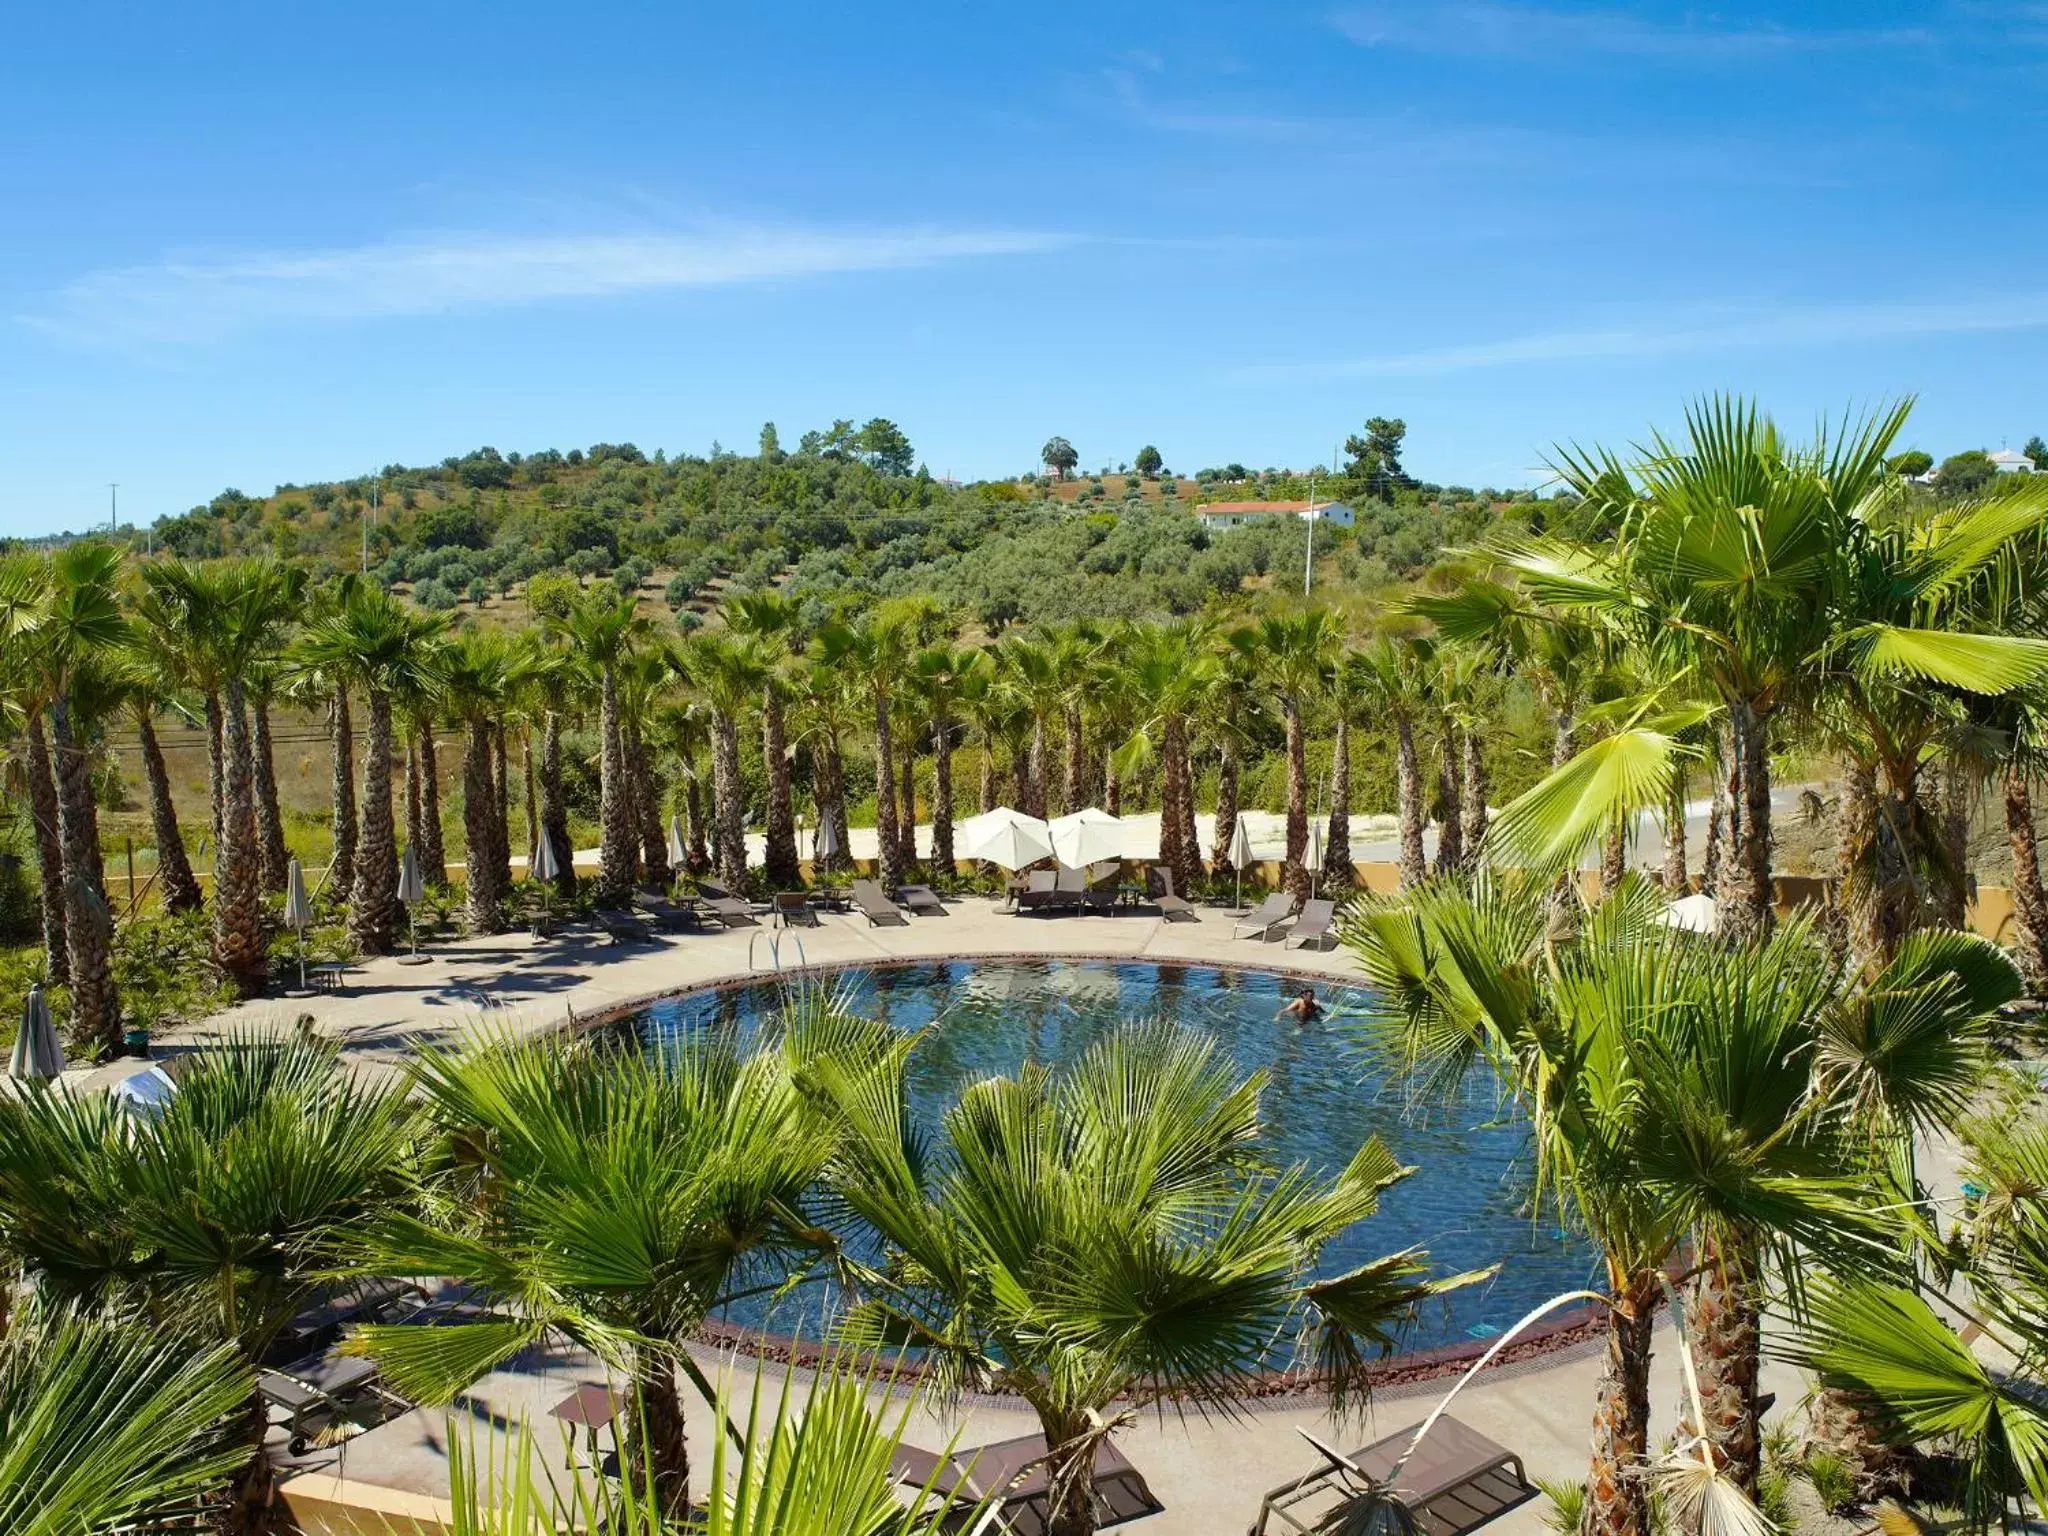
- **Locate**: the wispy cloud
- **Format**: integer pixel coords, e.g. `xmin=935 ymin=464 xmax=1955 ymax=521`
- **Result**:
xmin=26 ymin=224 xmax=1079 ymax=345
xmin=1330 ymin=3 xmax=1931 ymax=60
xmin=1230 ymin=294 xmax=2048 ymax=381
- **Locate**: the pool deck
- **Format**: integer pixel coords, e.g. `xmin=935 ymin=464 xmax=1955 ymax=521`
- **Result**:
xmin=109 ymin=897 xmax=1820 ymax=1535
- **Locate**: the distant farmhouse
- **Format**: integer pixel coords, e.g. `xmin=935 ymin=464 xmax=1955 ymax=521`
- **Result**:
xmin=1989 ymin=449 xmax=2037 ymax=475
xmin=1195 ymin=499 xmax=1355 ymax=533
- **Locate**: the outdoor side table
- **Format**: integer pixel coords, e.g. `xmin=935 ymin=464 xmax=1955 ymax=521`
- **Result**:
xmin=549 ymin=1383 xmax=619 ymax=1468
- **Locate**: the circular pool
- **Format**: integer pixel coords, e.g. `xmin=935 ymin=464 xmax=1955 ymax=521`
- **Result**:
xmin=630 ymin=958 xmax=1595 ymax=1353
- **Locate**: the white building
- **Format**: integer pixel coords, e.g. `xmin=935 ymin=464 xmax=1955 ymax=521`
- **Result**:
xmin=1195 ymin=499 xmax=1355 ymax=532
xmin=1990 ymin=449 xmax=2037 ymax=475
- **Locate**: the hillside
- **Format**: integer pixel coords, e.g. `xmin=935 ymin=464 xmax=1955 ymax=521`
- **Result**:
xmin=112 ymin=424 xmax=1555 ymax=630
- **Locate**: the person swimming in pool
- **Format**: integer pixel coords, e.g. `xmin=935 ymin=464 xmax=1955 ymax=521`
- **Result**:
xmin=1277 ymin=987 xmax=1321 ymax=1021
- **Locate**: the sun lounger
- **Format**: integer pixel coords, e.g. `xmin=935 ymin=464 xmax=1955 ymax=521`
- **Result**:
xmin=694 ymin=894 xmax=758 ymax=928
xmin=1054 ymin=867 xmax=1087 ymax=912
xmin=269 ymin=1278 xmax=432 ymax=1364
xmin=1016 ymin=869 xmax=1058 ymax=914
xmin=774 ymin=891 xmax=819 ymax=927
xmin=852 ymin=878 xmax=909 ymax=927
xmin=1081 ymin=878 xmax=1118 ymax=914
xmin=896 ymin=884 xmax=948 ymax=916
xmin=1149 ymin=866 xmax=1197 ymax=923
xmin=1252 ymin=1415 xmax=1537 ymax=1536
xmin=593 ymin=909 xmax=656 ymax=945
xmin=633 ymin=892 xmax=705 ymax=933
xmin=1233 ymin=893 xmax=1298 ymax=942
xmin=1286 ymin=898 xmax=1337 ymax=951
xmin=260 ymin=1353 xmax=410 ymax=1457
xmin=890 ymin=1430 xmax=1163 ymax=1535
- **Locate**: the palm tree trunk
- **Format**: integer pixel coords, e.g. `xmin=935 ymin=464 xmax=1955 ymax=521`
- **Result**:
xmin=463 ymin=718 xmax=505 ymax=933
xmin=978 ymin=740 xmax=995 ymax=815
xmin=1582 ymin=1273 xmax=1658 ymax=1536
xmin=49 ymin=693 xmax=120 ymax=1049
xmin=1102 ymin=744 xmax=1120 ymax=817
xmin=522 ymin=732 xmax=537 ymax=865
xmin=539 ymin=710 xmax=575 ymax=895
xmin=762 ymin=688 xmax=798 ymax=887
xmin=207 ymin=693 xmax=225 ymax=846
xmin=26 ymin=713 xmax=69 ymax=983
xmin=1461 ymin=728 xmax=1489 ymax=860
xmin=1662 ymin=769 xmax=1689 ymax=894
xmin=1213 ymin=735 xmax=1240 ymax=879
xmin=329 ymin=685 xmax=356 ymax=900
xmin=1435 ymin=726 xmax=1464 ymax=875
xmin=874 ymin=690 xmax=902 ymax=888
xmin=420 ymin=718 xmax=446 ymax=886
xmin=224 ymin=1389 xmax=279 ymax=1536
xmin=932 ymin=714 xmax=956 ymax=873
xmin=1395 ymin=717 xmax=1426 ymax=889
xmin=1026 ymin=717 xmax=1048 ymax=820
xmin=596 ymin=662 xmax=636 ymax=905
xmin=626 ymin=1352 xmax=691 ymax=1523
xmin=1039 ymin=1413 xmax=1102 ymax=1536
xmin=493 ymin=724 xmax=512 ymax=877
xmin=684 ymin=772 xmax=710 ymax=876
xmin=1836 ymin=759 xmax=1878 ymax=963
xmin=1160 ymin=717 xmax=1189 ymax=893
xmin=631 ymin=721 xmax=671 ymax=890
xmin=1703 ymin=792 xmax=1724 ymax=896
xmin=1325 ymin=714 xmax=1352 ymax=891
xmin=1683 ymin=1245 xmax=1761 ymax=1499
xmin=2005 ymin=764 xmax=2048 ymax=995
xmin=1174 ymin=731 xmax=1202 ymax=891
xmin=1939 ymin=766 xmax=1972 ymax=929
xmin=1601 ymin=826 xmax=1627 ymax=896
xmin=1062 ymin=703 xmax=1085 ymax=815
xmin=1731 ymin=701 xmax=1775 ymax=941
xmin=711 ymin=711 xmax=748 ymax=890
xmin=899 ymin=750 xmax=918 ymax=870
xmin=403 ymin=737 xmax=424 ymax=870
xmin=213 ymin=679 xmax=267 ymax=995
xmin=137 ymin=710 xmax=203 ymax=915
xmin=252 ymin=700 xmax=289 ymax=894
xmin=1283 ymin=697 xmax=1309 ymax=901
xmin=348 ymin=689 xmax=399 ymax=954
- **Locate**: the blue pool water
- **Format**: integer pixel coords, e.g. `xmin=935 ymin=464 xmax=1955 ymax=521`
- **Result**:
xmin=631 ymin=959 xmax=1597 ymax=1352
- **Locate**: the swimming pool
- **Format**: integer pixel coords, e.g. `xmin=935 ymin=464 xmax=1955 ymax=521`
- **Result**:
xmin=630 ymin=958 xmax=1596 ymax=1353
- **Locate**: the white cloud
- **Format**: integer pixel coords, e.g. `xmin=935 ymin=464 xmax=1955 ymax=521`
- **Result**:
xmin=1329 ymin=3 xmax=1929 ymax=59
xmin=26 ymin=224 xmax=1078 ymax=345
xmin=1230 ymin=295 xmax=2048 ymax=380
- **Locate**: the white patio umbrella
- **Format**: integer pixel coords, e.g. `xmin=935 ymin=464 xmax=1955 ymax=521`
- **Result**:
xmin=8 ymin=983 xmax=63 ymax=1082
xmin=396 ymin=843 xmax=431 ymax=963
xmin=1226 ymin=817 xmax=1256 ymax=911
xmin=283 ymin=856 xmax=313 ymax=995
xmin=529 ymin=826 xmax=560 ymax=933
xmin=1047 ymin=808 xmax=1124 ymax=870
xmin=813 ymin=815 xmax=841 ymax=867
xmin=1658 ymin=892 xmax=1719 ymax=934
xmin=666 ymin=814 xmax=688 ymax=874
xmin=962 ymin=807 xmax=1053 ymax=871
xmin=1305 ymin=820 xmax=1327 ymax=898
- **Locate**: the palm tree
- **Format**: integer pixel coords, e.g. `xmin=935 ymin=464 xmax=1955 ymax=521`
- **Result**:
xmin=1207 ymin=634 xmax=1260 ymax=885
xmin=911 ymin=646 xmax=980 ymax=874
xmin=0 ymin=1308 xmax=249 ymax=1534
xmin=122 ymin=582 xmax=206 ymax=915
xmin=443 ymin=630 xmax=516 ymax=932
xmin=727 ymin=592 xmax=805 ymax=888
xmin=995 ymin=636 xmax=1062 ymax=819
xmin=1323 ymin=649 xmax=1368 ymax=888
xmin=563 ymin=594 xmax=646 ymax=906
xmin=248 ymin=663 xmax=292 ymax=894
xmin=792 ymin=661 xmax=859 ymax=873
xmin=619 ymin=647 xmax=676 ymax=890
xmin=1048 ymin=622 xmax=1104 ymax=814
xmin=653 ymin=698 xmax=715 ymax=877
xmin=520 ymin=628 xmax=581 ymax=897
xmin=39 ymin=544 xmax=128 ymax=1050
xmin=814 ymin=1020 xmax=1470 ymax=1536
xmin=297 ymin=586 xmax=444 ymax=954
xmin=815 ymin=611 xmax=914 ymax=889
xmin=678 ymin=631 xmax=768 ymax=891
xmin=1354 ymin=634 xmax=1435 ymax=889
xmin=0 ymin=1034 xmax=418 ymax=1536
xmin=1113 ymin=619 xmax=1216 ymax=897
xmin=1234 ymin=610 xmax=1341 ymax=901
xmin=349 ymin=1019 xmax=854 ymax=1521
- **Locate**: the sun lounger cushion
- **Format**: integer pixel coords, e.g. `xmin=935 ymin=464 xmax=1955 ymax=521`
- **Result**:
xmin=1233 ymin=894 xmax=1297 ymax=941
xmin=1286 ymin=898 xmax=1337 ymax=949
xmin=897 ymin=884 xmax=946 ymax=915
xmin=851 ymin=879 xmax=908 ymax=926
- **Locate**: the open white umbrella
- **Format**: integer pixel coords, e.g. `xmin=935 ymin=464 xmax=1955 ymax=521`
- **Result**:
xmin=962 ymin=807 xmax=1053 ymax=871
xmin=666 ymin=814 xmax=688 ymax=874
xmin=8 ymin=983 xmax=63 ymax=1082
xmin=395 ymin=843 xmax=430 ymax=963
xmin=1226 ymin=817 xmax=1256 ymax=910
xmin=283 ymin=856 xmax=313 ymax=995
xmin=1658 ymin=892 xmax=1718 ymax=934
xmin=1048 ymin=808 xmax=1124 ymax=870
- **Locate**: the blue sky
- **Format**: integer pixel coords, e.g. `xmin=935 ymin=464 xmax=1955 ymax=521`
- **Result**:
xmin=3 ymin=1 xmax=2045 ymax=536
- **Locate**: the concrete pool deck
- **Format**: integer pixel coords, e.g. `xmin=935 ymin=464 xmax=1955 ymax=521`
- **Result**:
xmin=110 ymin=896 xmax=1821 ymax=1535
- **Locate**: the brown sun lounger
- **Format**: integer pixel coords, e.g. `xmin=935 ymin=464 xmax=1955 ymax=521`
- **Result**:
xmin=1233 ymin=892 xmax=1298 ymax=941
xmin=890 ymin=1429 xmax=1164 ymax=1535
xmin=1252 ymin=1415 xmax=1538 ymax=1536
xmin=1149 ymin=866 xmax=1197 ymax=922
xmin=896 ymin=884 xmax=948 ymax=916
xmin=852 ymin=878 xmax=908 ymax=927
xmin=773 ymin=892 xmax=819 ymax=927
xmin=1016 ymin=869 xmax=1058 ymax=914
xmin=260 ymin=1353 xmax=410 ymax=1458
xmin=1285 ymin=898 xmax=1337 ymax=951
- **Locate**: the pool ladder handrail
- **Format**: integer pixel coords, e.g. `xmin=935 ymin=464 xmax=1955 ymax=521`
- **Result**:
xmin=748 ymin=927 xmax=808 ymax=974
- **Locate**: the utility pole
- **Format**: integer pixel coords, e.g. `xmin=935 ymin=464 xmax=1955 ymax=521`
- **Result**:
xmin=109 ymin=483 xmax=118 ymax=537
xmin=1302 ymin=466 xmax=1317 ymax=596
xmin=362 ymin=483 xmax=378 ymax=573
